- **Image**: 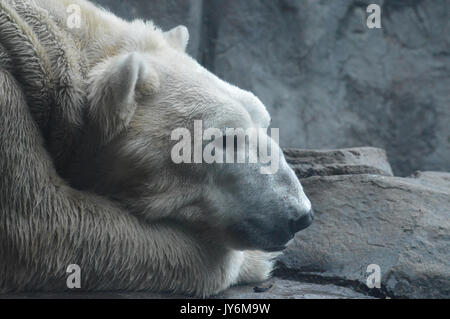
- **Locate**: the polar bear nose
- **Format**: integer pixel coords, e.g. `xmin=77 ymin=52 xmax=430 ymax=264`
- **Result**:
xmin=288 ymin=208 xmax=314 ymax=235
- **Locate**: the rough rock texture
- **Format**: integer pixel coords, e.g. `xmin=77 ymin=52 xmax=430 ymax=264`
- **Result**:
xmin=283 ymin=147 xmax=393 ymax=178
xmin=92 ymin=0 xmax=450 ymax=176
xmin=215 ymin=278 xmax=372 ymax=299
xmin=408 ymin=171 xmax=450 ymax=193
xmin=278 ymin=172 xmax=450 ymax=298
xmin=0 ymin=278 xmax=371 ymax=299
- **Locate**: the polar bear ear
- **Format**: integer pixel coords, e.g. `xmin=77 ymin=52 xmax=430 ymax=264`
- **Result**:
xmin=164 ymin=25 xmax=189 ymax=52
xmin=87 ymin=52 xmax=159 ymax=145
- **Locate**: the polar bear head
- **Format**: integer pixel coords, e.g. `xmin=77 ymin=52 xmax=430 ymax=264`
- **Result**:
xmin=71 ymin=25 xmax=313 ymax=252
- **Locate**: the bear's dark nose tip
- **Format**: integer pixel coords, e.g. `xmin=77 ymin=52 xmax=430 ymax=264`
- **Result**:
xmin=289 ymin=208 xmax=314 ymax=234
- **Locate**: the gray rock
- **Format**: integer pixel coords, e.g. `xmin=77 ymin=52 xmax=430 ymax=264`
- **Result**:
xmin=0 ymin=277 xmax=372 ymax=299
xmin=277 ymin=173 xmax=450 ymax=298
xmin=215 ymin=278 xmax=372 ymax=299
xmin=207 ymin=0 xmax=450 ymax=177
xmin=284 ymin=147 xmax=393 ymax=178
xmin=408 ymin=171 xmax=450 ymax=193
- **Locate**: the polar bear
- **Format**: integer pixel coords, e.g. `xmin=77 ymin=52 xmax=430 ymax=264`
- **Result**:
xmin=0 ymin=0 xmax=313 ymax=297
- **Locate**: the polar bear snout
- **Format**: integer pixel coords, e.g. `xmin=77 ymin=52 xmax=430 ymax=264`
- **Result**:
xmin=228 ymin=204 xmax=314 ymax=252
xmin=266 ymin=205 xmax=314 ymax=251
xmin=260 ymin=183 xmax=314 ymax=250
xmin=288 ymin=208 xmax=314 ymax=235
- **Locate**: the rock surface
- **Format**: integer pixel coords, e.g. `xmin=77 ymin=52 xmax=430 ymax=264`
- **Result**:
xmin=91 ymin=0 xmax=450 ymax=176
xmin=278 ymin=172 xmax=450 ymax=298
xmin=283 ymin=147 xmax=393 ymax=178
xmin=216 ymin=278 xmax=372 ymax=299
xmin=0 ymin=278 xmax=371 ymax=299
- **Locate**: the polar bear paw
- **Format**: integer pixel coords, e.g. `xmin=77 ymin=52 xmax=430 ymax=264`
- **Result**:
xmin=236 ymin=250 xmax=280 ymax=284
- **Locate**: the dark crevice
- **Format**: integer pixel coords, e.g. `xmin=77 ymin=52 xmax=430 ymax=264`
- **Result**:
xmin=274 ymin=264 xmax=396 ymax=299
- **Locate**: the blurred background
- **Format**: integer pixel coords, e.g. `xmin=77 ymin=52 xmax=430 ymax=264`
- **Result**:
xmin=92 ymin=0 xmax=449 ymax=176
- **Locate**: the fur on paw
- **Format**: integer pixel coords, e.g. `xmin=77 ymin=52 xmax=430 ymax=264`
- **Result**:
xmin=236 ymin=250 xmax=279 ymax=284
